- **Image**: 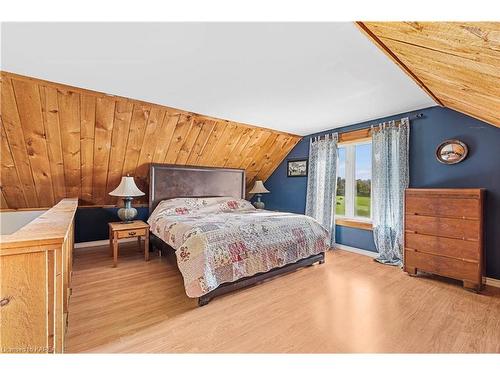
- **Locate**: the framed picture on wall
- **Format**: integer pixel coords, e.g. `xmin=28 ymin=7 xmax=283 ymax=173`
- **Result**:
xmin=287 ymin=159 xmax=308 ymax=177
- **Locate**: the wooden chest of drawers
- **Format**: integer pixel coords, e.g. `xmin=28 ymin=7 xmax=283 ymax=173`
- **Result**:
xmin=404 ymin=188 xmax=484 ymax=291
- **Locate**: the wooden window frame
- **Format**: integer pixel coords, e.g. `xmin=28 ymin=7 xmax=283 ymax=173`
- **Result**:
xmin=338 ymin=128 xmax=371 ymax=145
xmin=335 ymin=217 xmax=373 ymax=231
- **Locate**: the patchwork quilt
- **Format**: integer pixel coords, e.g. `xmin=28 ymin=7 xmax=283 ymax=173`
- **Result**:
xmin=147 ymin=197 xmax=329 ymax=298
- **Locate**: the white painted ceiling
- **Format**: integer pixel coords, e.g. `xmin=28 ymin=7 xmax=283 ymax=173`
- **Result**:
xmin=1 ymin=22 xmax=435 ymax=135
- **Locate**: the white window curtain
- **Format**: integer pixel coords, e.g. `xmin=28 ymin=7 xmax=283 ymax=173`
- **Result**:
xmin=305 ymin=133 xmax=338 ymax=246
xmin=371 ymin=118 xmax=410 ymax=266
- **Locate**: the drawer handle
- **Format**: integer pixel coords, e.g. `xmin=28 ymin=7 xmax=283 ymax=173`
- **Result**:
xmin=128 ymin=231 xmax=136 ymax=236
xmin=0 ymin=297 xmax=11 ymax=307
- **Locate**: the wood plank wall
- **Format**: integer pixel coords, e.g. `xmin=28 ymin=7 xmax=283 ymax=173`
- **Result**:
xmin=357 ymin=22 xmax=500 ymax=128
xmin=0 ymin=72 xmax=301 ymax=209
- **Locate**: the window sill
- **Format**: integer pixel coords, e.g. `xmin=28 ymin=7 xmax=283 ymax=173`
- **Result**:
xmin=335 ymin=218 xmax=373 ymax=231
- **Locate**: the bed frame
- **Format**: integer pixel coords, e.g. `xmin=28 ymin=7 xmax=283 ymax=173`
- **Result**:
xmin=148 ymin=163 xmax=325 ymax=306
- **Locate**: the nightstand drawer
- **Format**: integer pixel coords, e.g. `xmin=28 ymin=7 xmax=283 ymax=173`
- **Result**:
xmin=117 ymin=228 xmax=147 ymax=238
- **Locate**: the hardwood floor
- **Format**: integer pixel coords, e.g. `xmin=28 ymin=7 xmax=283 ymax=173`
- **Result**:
xmin=66 ymin=243 xmax=500 ymax=353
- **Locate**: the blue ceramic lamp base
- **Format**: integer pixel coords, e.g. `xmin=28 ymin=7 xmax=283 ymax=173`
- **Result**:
xmin=117 ymin=196 xmax=138 ymax=223
xmin=253 ymin=194 xmax=265 ymax=209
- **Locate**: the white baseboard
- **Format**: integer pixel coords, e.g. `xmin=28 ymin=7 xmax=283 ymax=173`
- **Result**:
xmin=75 ymin=238 xmax=136 ymax=249
xmin=333 ymin=243 xmax=500 ymax=289
xmin=484 ymin=277 xmax=500 ymax=289
xmin=334 ymin=243 xmax=378 ymax=258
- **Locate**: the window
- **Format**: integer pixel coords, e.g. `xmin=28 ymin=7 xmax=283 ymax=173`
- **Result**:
xmin=335 ymin=140 xmax=372 ymax=221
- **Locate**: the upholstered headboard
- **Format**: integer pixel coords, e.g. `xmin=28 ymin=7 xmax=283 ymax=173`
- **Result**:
xmin=148 ymin=163 xmax=246 ymax=213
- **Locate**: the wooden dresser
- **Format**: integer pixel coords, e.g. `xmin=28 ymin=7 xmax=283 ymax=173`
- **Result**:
xmin=404 ymin=189 xmax=484 ymax=291
xmin=0 ymin=199 xmax=78 ymax=353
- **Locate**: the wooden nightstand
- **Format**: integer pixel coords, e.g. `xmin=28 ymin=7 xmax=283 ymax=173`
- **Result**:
xmin=108 ymin=220 xmax=150 ymax=267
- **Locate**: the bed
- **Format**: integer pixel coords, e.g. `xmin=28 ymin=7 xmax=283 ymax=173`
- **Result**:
xmin=148 ymin=163 xmax=328 ymax=306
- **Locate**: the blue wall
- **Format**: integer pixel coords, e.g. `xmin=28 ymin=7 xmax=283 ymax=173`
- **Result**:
xmin=75 ymin=207 xmax=149 ymax=243
xmin=263 ymin=106 xmax=500 ymax=279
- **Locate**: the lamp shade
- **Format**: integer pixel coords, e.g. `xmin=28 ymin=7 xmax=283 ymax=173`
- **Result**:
xmin=248 ymin=180 xmax=270 ymax=194
xmin=109 ymin=176 xmax=145 ymax=197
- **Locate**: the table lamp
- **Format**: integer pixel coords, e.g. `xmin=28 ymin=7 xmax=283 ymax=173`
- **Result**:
xmin=109 ymin=175 xmax=145 ymax=223
xmin=248 ymin=180 xmax=270 ymax=209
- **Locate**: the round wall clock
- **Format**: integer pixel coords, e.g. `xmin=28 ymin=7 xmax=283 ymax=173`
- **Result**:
xmin=435 ymin=139 xmax=468 ymax=165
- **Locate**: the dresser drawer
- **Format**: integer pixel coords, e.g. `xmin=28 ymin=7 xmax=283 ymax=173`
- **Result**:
xmin=405 ymin=249 xmax=480 ymax=283
xmin=405 ymin=232 xmax=480 ymax=261
xmin=405 ymin=215 xmax=480 ymax=241
xmin=405 ymin=195 xmax=480 ymax=219
xmin=117 ymin=228 xmax=147 ymax=239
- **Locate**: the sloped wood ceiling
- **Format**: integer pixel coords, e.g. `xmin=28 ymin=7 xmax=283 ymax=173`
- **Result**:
xmin=0 ymin=72 xmax=301 ymax=209
xmin=358 ymin=22 xmax=500 ymax=127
